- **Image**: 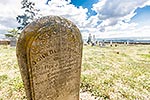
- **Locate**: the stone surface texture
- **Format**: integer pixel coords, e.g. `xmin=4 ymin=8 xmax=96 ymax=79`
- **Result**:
xmin=16 ymin=16 xmax=83 ymax=100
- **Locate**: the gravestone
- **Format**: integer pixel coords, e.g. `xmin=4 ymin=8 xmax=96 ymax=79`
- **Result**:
xmin=16 ymin=16 xmax=83 ymax=100
xmin=10 ymin=37 xmax=16 ymax=47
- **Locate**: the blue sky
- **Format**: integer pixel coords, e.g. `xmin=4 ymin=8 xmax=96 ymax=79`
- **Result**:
xmin=131 ymin=6 xmax=150 ymax=26
xmin=71 ymin=0 xmax=98 ymax=16
xmin=71 ymin=0 xmax=150 ymax=27
xmin=0 ymin=0 xmax=150 ymax=39
xmin=71 ymin=0 xmax=150 ymax=24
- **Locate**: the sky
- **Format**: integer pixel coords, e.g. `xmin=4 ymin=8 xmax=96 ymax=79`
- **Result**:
xmin=0 ymin=0 xmax=150 ymax=39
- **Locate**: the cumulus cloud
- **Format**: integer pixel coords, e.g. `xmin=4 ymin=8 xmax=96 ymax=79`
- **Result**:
xmin=0 ymin=0 xmax=21 ymax=34
xmin=31 ymin=0 xmax=88 ymax=28
xmin=0 ymin=0 xmax=88 ymax=37
xmin=0 ymin=0 xmax=150 ymax=39
xmin=91 ymin=0 xmax=150 ymax=31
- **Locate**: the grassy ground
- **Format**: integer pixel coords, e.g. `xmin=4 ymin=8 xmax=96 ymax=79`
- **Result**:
xmin=0 ymin=46 xmax=25 ymax=100
xmin=81 ymin=44 xmax=150 ymax=100
xmin=0 ymin=44 xmax=150 ymax=100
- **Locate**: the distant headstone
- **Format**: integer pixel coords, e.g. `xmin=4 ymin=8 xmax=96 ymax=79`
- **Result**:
xmin=10 ymin=37 xmax=16 ymax=47
xmin=99 ymin=40 xmax=105 ymax=47
xmin=110 ymin=41 xmax=113 ymax=47
xmin=87 ymin=34 xmax=92 ymax=44
xmin=127 ymin=41 xmax=129 ymax=45
xmin=92 ymin=35 xmax=96 ymax=43
xmin=16 ymin=16 xmax=83 ymax=100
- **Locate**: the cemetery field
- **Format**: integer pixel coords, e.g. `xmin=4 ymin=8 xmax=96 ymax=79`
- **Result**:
xmin=0 ymin=44 xmax=150 ymax=100
xmin=81 ymin=44 xmax=150 ymax=100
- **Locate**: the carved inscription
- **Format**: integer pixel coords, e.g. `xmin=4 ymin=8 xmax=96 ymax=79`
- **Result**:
xmin=30 ymin=33 xmax=81 ymax=100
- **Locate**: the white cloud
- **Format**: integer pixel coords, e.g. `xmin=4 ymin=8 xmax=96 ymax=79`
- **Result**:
xmin=0 ymin=0 xmax=21 ymax=35
xmin=95 ymin=25 xmax=150 ymax=38
xmin=33 ymin=0 xmax=88 ymax=28
xmin=0 ymin=0 xmax=22 ymax=18
xmin=0 ymin=0 xmax=150 ymax=39
xmin=93 ymin=0 xmax=149 ymax=20
xmin=0 ymin=24 xmax=9 ymax=31
xmin=91 ymin=0 xmax=150 ymax=32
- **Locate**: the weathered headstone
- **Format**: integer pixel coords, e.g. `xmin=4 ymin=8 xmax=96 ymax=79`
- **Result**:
xmin=16 ymin=16 xmax=83 ymax=100
xmin=10 ymin=37 xmax=16 ymax=47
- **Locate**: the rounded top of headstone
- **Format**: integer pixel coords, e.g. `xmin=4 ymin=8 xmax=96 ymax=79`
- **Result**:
xmin=17 ymin=15 xmax=82 ymax=49
xmin=23 ymin=16 xmax=78 ymax=33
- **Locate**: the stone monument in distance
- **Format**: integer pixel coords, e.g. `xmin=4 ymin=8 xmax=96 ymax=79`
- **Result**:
xmin=16 ymin=16 xmax=83 ymax=100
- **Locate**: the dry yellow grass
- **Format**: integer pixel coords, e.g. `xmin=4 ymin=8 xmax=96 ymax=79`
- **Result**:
xmin=0 ymin=46 xmax=25 ymax=100
xmin=0 ymin=44 xmax=150 ymax=100
xmin=81 ymin=44 xmax=150 ymax=100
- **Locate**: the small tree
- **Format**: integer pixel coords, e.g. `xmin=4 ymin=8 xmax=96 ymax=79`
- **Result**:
xmin=5 ymin=29 xmax=19 ymax=39
xmin=16 ymin=0 xmax=39 ymax=30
